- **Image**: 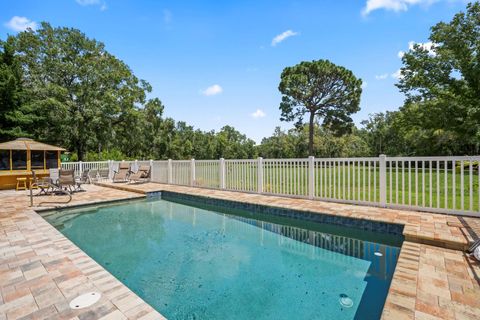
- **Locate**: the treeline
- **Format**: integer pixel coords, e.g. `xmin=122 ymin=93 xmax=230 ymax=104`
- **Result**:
xmin=1 ymin=3 xmax=479 ymax=160
xmin=0 ymin=23 xmax=256 ymax=160
xmin=261 ymin=2 xmax=480 ymax=158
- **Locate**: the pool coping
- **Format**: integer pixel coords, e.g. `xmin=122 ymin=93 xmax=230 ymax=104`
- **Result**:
xmin=1 ymin=184 xmax=479 ymax=319
xmin=0 ymin=185 xmax=165 ymax=320
xmin=159 ymin=190 xmax=405 ymax=237
xmin=95 ymin=182 xmax=480 ymax=319
xmin=35 ymin=195 xmax=147 ymax=213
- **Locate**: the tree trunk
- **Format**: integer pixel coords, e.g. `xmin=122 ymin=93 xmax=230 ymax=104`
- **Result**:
xmin=308 ymin=111 xmax=315 ymax=156
xmin=76 ymin=143 xmax=84 ymax=161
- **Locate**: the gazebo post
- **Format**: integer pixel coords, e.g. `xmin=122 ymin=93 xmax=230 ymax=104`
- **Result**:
xmin=27 ymin=147 xmax=31 ymax=172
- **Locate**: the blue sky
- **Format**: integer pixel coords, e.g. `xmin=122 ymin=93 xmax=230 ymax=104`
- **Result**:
xmin=0 ymin=0 xmax=470 ymax=143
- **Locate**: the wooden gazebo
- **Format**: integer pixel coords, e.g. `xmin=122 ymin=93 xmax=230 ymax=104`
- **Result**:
xmin=0 ymin=138 xmax=65 ymax=190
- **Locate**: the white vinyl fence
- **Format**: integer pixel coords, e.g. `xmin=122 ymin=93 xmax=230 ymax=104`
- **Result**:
xmin=63 ymin=155 xmax=480 ymax=216
xmin=61 ymin=161 xmax=110 ymax=177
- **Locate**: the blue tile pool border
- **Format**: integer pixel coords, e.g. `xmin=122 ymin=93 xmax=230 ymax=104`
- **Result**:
xmin=157 ymin=191 xmax=404 ymax=236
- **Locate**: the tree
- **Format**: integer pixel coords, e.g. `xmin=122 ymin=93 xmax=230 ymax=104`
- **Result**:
xmin=9 ymin=22 xmax=151 ymax=160
xmin=0 ymin=37 xmax=38 ymax=140
xmin=215 ymin=125 xmax=256 ymax=159
xmin=258 ymin=127 xmax=301 ymax=158
xmin=397 ymin=2 xmax=480 ymax=155
xmin=278 ymin=59 xmax=362 ymax=155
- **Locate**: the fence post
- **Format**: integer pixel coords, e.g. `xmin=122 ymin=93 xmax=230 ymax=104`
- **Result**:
xmin=79 ymin=161 xmax=83 ymax=177
xmin=308 ymin=156 xmax=315 ymax=199
xmin=134 ymin=159 xmax=138 ymax=172
xmin=379 ymin=154 xmax=387 ymax=207
xmin=190 ymin=159 xmax=196 ymax=186
xmin=149 ymin=159 xmax=153 ymax=181
xmin=219 ymin=158 xmax=225 ymax=189
xmin=168 ymin=159 xmax=172 ymax=184
xmin=257 ymin=157 xmax=263 ymax=193
xmin=107 ymin=160 xmax=112 ymax=179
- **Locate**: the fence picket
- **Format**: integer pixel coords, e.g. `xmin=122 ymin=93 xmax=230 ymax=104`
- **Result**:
xmin=64 ymin=155 xmax=480 ymax=216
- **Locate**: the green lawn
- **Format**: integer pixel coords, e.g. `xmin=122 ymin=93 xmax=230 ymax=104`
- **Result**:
xmin=195 ymin=162 xmax=480 ymax=212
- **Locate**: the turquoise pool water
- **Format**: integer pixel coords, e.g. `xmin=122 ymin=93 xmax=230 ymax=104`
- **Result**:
xmin=43 ymin=197 xmax=401 ymax=320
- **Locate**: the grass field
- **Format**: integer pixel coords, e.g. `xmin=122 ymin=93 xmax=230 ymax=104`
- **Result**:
xmin=194 ymin=162 xmax=480 ymax=213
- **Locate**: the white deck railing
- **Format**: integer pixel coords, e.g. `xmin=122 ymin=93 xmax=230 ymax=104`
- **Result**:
xmin=62 ymin=155 xmax=480 ymax=216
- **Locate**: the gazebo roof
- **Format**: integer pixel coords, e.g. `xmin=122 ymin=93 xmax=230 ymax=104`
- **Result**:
xmin=0 ymin=138 xmax=66 ymax=151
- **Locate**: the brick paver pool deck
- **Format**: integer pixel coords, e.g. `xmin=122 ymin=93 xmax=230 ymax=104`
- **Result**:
xmin=0 ymin=185 xmax=165 ymax=320
xmin=1 ymin=182 xmax=479 ymax=319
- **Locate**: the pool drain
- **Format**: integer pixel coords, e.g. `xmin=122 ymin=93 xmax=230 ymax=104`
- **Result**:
xmin=339 ymin=294 xmax=353 ymax=308
xmin=69 ymin=292 xmax=101 ymax=309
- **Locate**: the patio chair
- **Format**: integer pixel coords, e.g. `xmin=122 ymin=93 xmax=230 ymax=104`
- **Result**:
xmin=98 ymin=168 xmax=110 ymax=181
xmin=31 ymin=171 xmax=54 ymax=195
xmin=74 ymin=169 xmax=89 ymax=190
xmin=88 ymin=169 xmax=99 ymax=183
xmin=49 ymin=168 xmax=59 ymax=185
xmin=58 ymin=169 xmax=77 ymax=192
xmin=113 ymin=162 xmax=130 ymax=182
xmin=128 ymin=165 xmax=151 ymax=183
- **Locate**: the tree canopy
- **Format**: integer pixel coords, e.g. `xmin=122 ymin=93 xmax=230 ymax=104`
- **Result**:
xmin=0 ymin=23 xmax=257 ymax=161
xmin=1 ymin=2 xmax=479 ymax=161
xmin=397 ymin=2 xmax=480 ymax=155
xmin=8 ymin=22 xmax=151 ymax=160
xmin=278 ymin=59 xmax=362 ymax=155
xmin=0 ymin=37 xmax=31 ymax=139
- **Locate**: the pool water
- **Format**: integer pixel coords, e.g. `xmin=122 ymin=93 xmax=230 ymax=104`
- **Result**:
xmin=43 ymin=197 xmax=401 ymax=320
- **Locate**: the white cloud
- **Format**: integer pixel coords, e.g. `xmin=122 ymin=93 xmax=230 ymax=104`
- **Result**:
xmin=391 ymin=69 xmax=404 ymax=79
xmin=251 ymin=109 xmax=266 ymax=119
xmin=76 ymin=0 xmax=107 ymax=10
xmin=271 ymin=30 xmax=299 ymax=46
xmin=201 ymin=84 xmax=223 ymax=96
xmin=362 ymin=0 xmax=436 ymax=16
xmin=375 ymin=73 xmax=389 ymax=80
xmin=4 ymin=16 xmax=37 ymax=32
xmin=163 ymin=9 xmax=172 ymax=24
xmin=76 ymin=0 xmax=99 ymax=5
xmin=398 ymin=41 xmax=435 ymax=58
xmin=410 ymin=41 xmax=435 ymax=54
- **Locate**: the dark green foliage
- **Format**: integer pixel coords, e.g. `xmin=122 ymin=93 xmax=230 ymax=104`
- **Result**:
xmin=0 ymin=37 xmax=38 ymax=139
xmin=9 ymin=22 xmax=150 ymax=160
xmin=396 ymin=2 xmax=480 ymax=155
xmin=278 ymin=59 xmax=362 ymax=155
xmin=0 ymin=23 xmax=256 ymax=160
xmin=2 ymin=2 xmax=480 ymax=161
xmin=258 ymin=124 xmax=370 ymax=158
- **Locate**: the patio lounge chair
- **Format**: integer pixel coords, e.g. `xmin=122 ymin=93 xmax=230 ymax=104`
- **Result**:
xmin=74 ymin=169 xmax=90 ymax=190
xmin=98 ymin=168 xmax=110 ymax=181
xmin=58 ymin=169 xmax=78 ymax=192
xmin=88 ymin=169 xmax=98 ymax=183
xmin=128 ymin=165 xmax=151 ymax=183
xmin=113 ymin=162 xmax=130 ymax=182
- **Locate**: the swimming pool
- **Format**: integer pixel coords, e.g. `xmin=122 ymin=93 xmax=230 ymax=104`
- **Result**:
xmin=42 ymin=194 xmax=402 ymax=320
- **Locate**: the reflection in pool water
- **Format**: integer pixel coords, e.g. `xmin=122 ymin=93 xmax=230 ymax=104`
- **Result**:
xmin=44 ymin=197 xmax=401 ymax=320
